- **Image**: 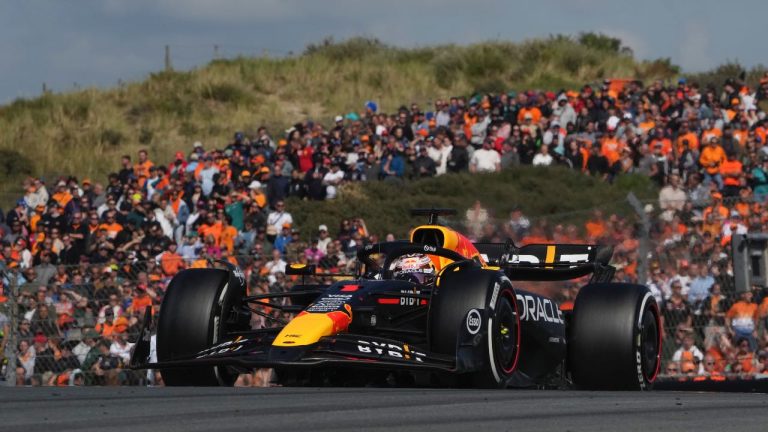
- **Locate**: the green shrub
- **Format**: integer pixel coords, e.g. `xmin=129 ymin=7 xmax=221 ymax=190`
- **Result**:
xmin=0 ymin=149 xmax=34 ymax=181
xmin=100 ymin=129 xmax=125 ymax=146
xmin=201 ymin=82 xmax=251 ymax=104
xmin=287 ymin=167 xmax=657 ymax=241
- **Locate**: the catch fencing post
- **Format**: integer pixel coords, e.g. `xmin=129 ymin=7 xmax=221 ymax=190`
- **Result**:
xmin=3 ymin=271 xmax=18 ymax=386
xmin=627 ymin=192 xmax=650 ymax=286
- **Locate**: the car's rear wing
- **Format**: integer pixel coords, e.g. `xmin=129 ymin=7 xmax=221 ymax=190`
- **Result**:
xmin=474 ymin=241 xmax=615 ymax=283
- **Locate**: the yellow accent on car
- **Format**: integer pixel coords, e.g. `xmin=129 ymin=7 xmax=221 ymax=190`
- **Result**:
xmin=545 ymin=245 xmax=556 ymax=269
xmin=272 ymin=313 xmax=334 ymax=346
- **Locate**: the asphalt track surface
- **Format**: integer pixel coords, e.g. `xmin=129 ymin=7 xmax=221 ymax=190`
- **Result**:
xmin=1 ymin=387 xmax=766 ymax=432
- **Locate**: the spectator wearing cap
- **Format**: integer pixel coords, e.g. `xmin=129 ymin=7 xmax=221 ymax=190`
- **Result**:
xmin=469 ymin=108 xmax=491 ymax=146
xmin=552 ymin=93 xmax=576 ymax=130
xmin=32 ymin=332 xmax=55 ymax=375
xmin=315 ymin=224 xmax=331 ymax=255
xmin=703 ymin=191 xmax=728 ymax=221
xmin=273 ymin=223 xmax=294 ymax=255
xmin=110 ymin=317 xmax=134 ymax=363
xmin=542 ymin=121 xmax=565 ymax=154
xmin=672 ymin=333 xmax=704 ymax=374
xmin=600 ymin=125 xmax=624 ymax=171
xmin=6 ymin=199 xmax=29 ymax=229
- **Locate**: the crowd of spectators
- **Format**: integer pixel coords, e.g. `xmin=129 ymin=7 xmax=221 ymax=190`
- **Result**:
xmin=3 ymin=73 xmax=768 ymax=385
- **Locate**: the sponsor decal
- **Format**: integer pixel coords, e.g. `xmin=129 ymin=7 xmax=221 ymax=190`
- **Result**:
xmin=398 ymin=288 xmax=423 ymax=306
xmin=510 ymin=254 xmax=539 ymax=264
xmin=509 ymin=252 xmax=591 ymax=265
xmin=356 ymin=340 xmax=426 ymax=362
xmin=466 ymin=309 xmax=482 ymax=334
xmin=232 ymin=266 xmax=246 ymax=285
xmin=307 ymin=294 xmax=353 ymax=313
xmin=196 ymin=336 xmax=248 ymax=358
xmin=423 ymin=244 xmax=437 ymax=253
xmin=515 ymin=294 xmax=564 ymax=324
xmin=559 ymin=253 xmax=590 ymax=263
xmin=489 ymin=283 xmax=500 ymax=310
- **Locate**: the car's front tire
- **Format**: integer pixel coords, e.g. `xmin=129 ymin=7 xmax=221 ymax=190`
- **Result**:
xmin=156 ymin=268 xmax=244 ymax=386
xmin=429 ymin=263 xmax=520 ymax=388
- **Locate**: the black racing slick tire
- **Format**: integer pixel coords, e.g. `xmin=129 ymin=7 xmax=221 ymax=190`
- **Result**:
xmin=568 ymin=283 xmax=662 ymax=390
xmin=429 ymin=263 xmax=521 ymax=388
xmin=157 ymin=268 xmax=243 ymax=386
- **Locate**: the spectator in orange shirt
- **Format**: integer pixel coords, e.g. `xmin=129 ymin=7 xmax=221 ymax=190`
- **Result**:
xmin=585 ymin=209 xmax=607 ymax=241
xmin=160 ymin=243 xmax=185 ymax=276
xmin=703 ymin=192 xmax=729 ymax=222
xmin=133 ymin=149 xmax=154 ymax=180
xmin=675 ymin=121 xmax=699 ymax=155
xmin=198 ymin=213 xmax=223 ymax=246
xmin=699 ymin=137 xmax=726 ymax=190
xmin=129 ymin=283 xmax=155 ymax=315
xmin=517 ymin=101 xmax=542 ymax=125
xmin=600 ymin=127 xmax=623 ymax=169
xmin=98 ymin=211 xmax=123 ymax=240
xmin=219 ymin=215 xmax=238 ymax=255
xmin=649 ymin=128 xmax=672 ymax=157
xmin=51 ymin=181 xmax=73 ymax=209
xmin=726 ymin=290 xmax=758 ymax=351
xmin=719 ymin=152 xmax=743 ymax=197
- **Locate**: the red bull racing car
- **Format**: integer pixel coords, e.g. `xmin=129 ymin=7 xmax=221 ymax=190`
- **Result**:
xmin=130 ymin=209 xmax=661 ymax=389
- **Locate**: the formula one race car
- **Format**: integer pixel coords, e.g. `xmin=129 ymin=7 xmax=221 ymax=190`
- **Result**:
xmin=130 ymin=209 xmax=661 ymax=389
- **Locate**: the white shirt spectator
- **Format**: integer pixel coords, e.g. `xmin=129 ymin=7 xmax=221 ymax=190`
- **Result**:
xmin=470 ymin=148 xmax=501 ymax=172
xmin=532 ymin=152 xmax=554 ymax=166
xmin=199 ymin=166 xmax=220 ymax=196
xmin=322 ymin=168 xmax=345 ymax=199
xmin=428 ymin=143 xmax=452 ymax=175
xmin=266 ymin=211 xmax=293 ymax=234
xmin=436 ymin=110 xmax=451 ymax=127
xmin=672 ymin=345 xmax=704 ymax=364
xmin=264 ymin=257 xmax=287 ymax=275
xmin=110 ymin=340 xmax=135 ymax=364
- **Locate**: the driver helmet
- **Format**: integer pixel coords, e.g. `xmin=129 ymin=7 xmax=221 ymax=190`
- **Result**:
xmin=390 ymin=253 xmax=436 ymax=285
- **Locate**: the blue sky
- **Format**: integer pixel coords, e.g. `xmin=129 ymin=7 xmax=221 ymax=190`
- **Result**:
xmin=1 ymin=0 xmax=766 ymax=103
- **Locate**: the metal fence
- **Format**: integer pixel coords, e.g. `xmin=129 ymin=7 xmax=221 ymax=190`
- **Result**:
xmin=2 ymin=193 xmax=766 ymax=386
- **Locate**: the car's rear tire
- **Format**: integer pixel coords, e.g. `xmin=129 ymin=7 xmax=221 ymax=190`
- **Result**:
xmin=429 ymin=263 xmax=520 ymax=388
xmin=568 ymin=283 xmax=661 ymax=390
xmin=157 ymin=268 xmax=244 ymax=386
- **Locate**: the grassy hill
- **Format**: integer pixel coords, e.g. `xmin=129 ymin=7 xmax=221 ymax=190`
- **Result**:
xmin=0 ymin=34 xmax=681 ymax=201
